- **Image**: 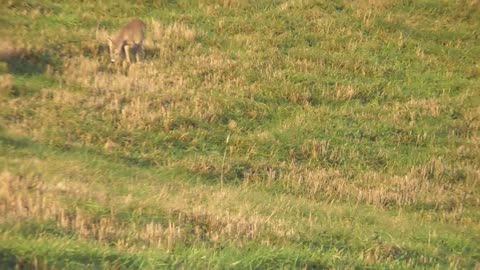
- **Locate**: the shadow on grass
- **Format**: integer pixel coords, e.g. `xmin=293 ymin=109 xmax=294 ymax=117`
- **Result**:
xmin=142 ymin=46 xmax=160 ymax=61
xmin=0 ymin=243 xmax=150 ymax=270
xmin=1 ymin=132 xmax=277 ymax=188
xmin=0 ymin=131 xmax=155 ymax=169
xmin=0 ymin=45 xmax=58 ymax=76
xmin=0 ymin=43 xmax=63 ymax=97
xmin=0 ymin=130 xmax=194 ymax=183
xmin=0 ymin=130 xmax=32 ymax=149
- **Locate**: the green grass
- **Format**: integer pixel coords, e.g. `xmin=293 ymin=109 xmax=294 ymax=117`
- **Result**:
xmin=1 ymin=0 xmax=479 ymax=268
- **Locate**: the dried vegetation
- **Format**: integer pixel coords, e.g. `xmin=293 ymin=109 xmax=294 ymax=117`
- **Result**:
xmin=1 ymin=0 xmax=479 ymax=268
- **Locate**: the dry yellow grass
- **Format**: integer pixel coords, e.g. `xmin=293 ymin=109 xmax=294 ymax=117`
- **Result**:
xmin=1 ymin=1 xmax=479 ymax=268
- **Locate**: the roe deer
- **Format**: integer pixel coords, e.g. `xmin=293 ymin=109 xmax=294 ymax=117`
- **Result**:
xmin=108 ymin=19 xmax=146 ymax=63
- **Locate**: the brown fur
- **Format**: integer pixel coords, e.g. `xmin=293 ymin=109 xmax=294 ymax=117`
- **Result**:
xmin=108 ymin=19 xmax=146 ymax=63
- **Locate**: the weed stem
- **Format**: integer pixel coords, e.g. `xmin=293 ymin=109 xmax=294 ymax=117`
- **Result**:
xmin=220 ymin=132 xmax=231 ymax=188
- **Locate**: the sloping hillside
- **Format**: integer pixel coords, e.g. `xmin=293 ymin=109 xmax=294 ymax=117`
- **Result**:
xmin=1 ymin=0 xmax=479 ymax=268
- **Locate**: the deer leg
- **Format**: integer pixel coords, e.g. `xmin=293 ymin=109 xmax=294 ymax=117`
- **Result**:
xmin=124 ymin=45 xmax=131 ymax=63
xmin=136 ymin=46 xmax=142 ymax=63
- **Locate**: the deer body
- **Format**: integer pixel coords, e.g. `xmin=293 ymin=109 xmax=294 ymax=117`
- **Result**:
xmin=108 ymin=19 xmax=146 ymax=63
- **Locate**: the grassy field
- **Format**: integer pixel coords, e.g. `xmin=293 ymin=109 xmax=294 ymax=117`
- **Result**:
xmin=1 ymin=0 xmax=479 ymax=268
